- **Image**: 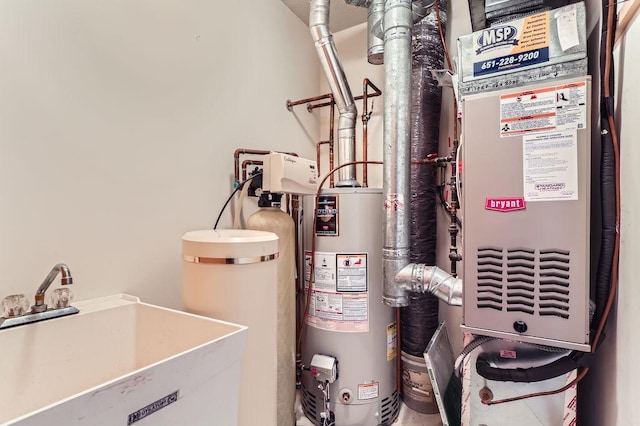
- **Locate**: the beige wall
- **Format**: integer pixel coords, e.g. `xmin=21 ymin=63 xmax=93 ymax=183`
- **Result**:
xmin=0 ymin=0 xmax=319 ymax=309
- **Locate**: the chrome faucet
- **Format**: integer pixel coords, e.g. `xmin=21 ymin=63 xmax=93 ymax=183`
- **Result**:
xmin=0 ymin=263 xmax=79 ymax=329
xmin=31 ymin=263 xmax=73 ymax=313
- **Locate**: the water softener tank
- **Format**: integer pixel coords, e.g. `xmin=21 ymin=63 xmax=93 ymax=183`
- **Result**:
xmin=246 ymin=206 xmax=296 ymax=425
xmin=182 ymin=229 xmax=279 ymax=426
xmin=301 ymin=188 xmax=399 ymax=425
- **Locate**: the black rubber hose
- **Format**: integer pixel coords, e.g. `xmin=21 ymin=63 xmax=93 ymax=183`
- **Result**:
xmin=592 ymin=0 xmax=618 ymax=337
xmin=401 ymin=1 xmax=447 ymax=357
xmin=475 ymin=351 xmax=592 ymax=383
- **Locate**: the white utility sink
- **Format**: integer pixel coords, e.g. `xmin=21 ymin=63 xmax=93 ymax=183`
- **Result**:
xmin=0 ymin=294 xmax=247 ymax=426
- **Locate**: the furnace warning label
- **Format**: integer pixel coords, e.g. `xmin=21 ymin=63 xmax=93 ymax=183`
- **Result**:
xmin=500 ymin=81 xmax=587 ymax=137
xmin=500 ymin=87 xmax=557 ymax=137
xmin=337 ymin=254 xmax=367 ymax=292
xmin=305 ymin=251 xmax=369 ymax=332
xmin=523 ymin=130 xmax=578 ymax=201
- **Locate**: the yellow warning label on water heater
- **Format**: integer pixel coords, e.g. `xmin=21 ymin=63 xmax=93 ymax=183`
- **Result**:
xmin=387 ymin=322 xmax=397 ymax=361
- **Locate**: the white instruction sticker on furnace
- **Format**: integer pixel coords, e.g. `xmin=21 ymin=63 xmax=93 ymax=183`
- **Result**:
xmin=336 ymin=254 xmax=367 ymax=292
xmin=358 ymin=382 xmax=379 ymax=400
xmin=523 ymin=130 xmax=578 ymax=201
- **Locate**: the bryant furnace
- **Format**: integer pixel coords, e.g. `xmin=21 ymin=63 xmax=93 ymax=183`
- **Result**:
xmin=461 ymin=76 xmax=592 ymax=352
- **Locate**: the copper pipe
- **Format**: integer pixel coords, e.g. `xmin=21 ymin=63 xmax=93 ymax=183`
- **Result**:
xmin=286 ymin=94 xmax=333 ymax=111
xmin=307 ymin=84 xmax=382 ymax=111
xmin=362 ymin=79 xmax=377 ymax=187
xmin=241 ymin=160 xmax=263 ymax=181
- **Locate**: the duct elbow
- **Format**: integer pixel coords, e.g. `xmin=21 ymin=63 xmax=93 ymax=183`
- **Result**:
xmin=396 ymin=263 xmax=463 ymax=306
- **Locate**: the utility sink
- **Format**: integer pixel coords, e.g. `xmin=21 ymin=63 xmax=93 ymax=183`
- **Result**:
xmin=0 ymin=294 xmax=247 ymax=426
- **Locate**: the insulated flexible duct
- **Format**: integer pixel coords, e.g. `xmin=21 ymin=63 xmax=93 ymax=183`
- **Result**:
xmin=401 ymin=4 xmax=447 ymax=357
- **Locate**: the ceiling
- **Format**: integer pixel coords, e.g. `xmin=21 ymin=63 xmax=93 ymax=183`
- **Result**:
xmin=281 ymin=0 xmax=368 ymax=33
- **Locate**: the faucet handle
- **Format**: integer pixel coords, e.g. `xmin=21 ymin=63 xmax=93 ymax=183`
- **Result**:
xmin=1 ymin=294 xmax=30 ymax=318
xmin=49 ymin=288 xmax=74 ymax=309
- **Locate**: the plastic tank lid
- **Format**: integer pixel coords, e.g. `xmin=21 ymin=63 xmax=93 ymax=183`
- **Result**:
xmin=182 ymin=229 xmax=278 ymax=243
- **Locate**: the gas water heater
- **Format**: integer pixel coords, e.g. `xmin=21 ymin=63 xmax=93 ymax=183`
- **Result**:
xmin=301 ymin=188 xmax=399 ymax=426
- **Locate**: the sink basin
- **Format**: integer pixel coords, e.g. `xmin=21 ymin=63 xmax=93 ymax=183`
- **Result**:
xmin=0 ymin=294 xmax=247 ymax=426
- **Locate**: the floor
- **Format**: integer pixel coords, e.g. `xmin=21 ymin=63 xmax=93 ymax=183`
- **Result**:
xmin=294 ymin=393 xmax=443 ymax=426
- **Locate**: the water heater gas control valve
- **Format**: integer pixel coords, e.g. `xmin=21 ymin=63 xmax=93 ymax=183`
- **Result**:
xmin=310 ymin=354 xmax=338 ymax=384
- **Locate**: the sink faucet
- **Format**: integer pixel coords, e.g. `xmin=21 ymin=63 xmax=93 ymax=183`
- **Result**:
xmin=31 ymin=263 xmax=73 ymax=313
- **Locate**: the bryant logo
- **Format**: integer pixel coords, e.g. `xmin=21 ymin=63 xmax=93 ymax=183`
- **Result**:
xmin=485 ymin=197 xmax=526 ymax=212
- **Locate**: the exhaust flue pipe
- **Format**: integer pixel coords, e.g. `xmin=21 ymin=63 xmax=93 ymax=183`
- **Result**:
xmin=382 ymin=0 xmax=462 ymax=307
xmin=310 ymin=0 xmax=359 ymax=187
xmin=382 ymin=0 xmax=413 ymax=307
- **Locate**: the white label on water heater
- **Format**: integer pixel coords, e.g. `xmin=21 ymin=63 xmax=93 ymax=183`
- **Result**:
xmin=336 ymin=254 xmax=367 ymax=292
xmin=305 ymin=251 xmax=337 ymax=292
xmin=358 ymin=382 xmax=379 ymax=400
xmin=304 ymin=251 xmax=369 ymax=332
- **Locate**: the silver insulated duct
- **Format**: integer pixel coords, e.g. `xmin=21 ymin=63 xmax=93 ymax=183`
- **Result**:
xmin=382 ymin=0 xmax=463 ymax=307
xmin=310 ymin=0 xmax=359 ymax=187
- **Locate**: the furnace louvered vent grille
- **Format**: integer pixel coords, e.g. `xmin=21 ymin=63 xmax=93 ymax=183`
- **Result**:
xmin=476 ymin=247 xmax=571 ymax=319
xmin=506 ymin=248 xmax=536 ymax=315
xmin=538 ymin=249 xmax=571 ymax=319
xmin=476 ymin=247 xmax=504 ymax=311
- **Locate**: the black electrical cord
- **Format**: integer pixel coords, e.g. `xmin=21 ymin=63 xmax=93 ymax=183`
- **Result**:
xmin=212 ymin=173 xmax=262 ymax=230
xmin=437 ymin=185 xmax=462 ymax=227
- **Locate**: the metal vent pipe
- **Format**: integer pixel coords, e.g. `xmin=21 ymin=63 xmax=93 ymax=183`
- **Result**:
xmin=382 ymin=0 xmax=462 ymax=307
xmin=310 ymin=0 xmax=360 ymax=187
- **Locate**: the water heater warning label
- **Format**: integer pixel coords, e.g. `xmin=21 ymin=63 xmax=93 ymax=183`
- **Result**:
xmin=387 ymin=322 xmax=398 ymax=361
xmin=358 ymin=382 xmax=379 ymax=400
xmin=337 ymin=254 xmax=367 ymax=292
xmin=305 ymin=250 xmax=369 ymax=332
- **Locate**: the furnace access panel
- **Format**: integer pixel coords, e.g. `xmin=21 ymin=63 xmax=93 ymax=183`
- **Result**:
xmin=461 ymin=76 xmax=591 ymax=351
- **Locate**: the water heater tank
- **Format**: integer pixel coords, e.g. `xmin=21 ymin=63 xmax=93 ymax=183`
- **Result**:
xmin=301 ymin=188 xmax=399 ymax=425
